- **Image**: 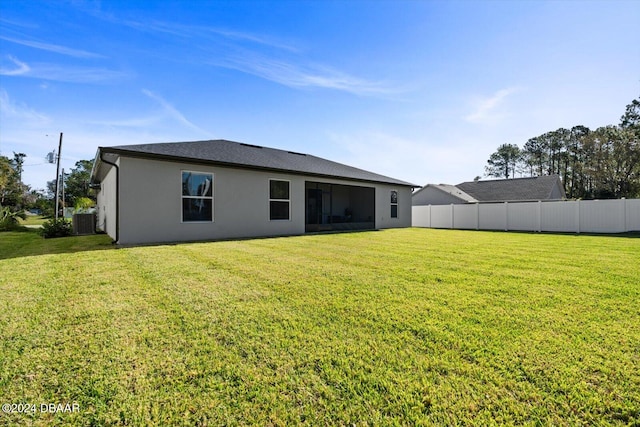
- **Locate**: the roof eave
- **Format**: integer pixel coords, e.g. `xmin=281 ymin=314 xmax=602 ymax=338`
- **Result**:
xmin=89 ymin=148 xmax=102 ymax=184
xmin=91 ymin=148 xmax=120 ymax=184
xmin=100 ymin=147 xmax=417 ymax=187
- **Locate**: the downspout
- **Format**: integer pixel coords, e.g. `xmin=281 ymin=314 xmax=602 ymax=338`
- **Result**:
xmin=100 ymin=152 xmax=120 ymax=244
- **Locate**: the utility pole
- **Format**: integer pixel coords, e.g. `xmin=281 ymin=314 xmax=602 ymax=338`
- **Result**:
xmin=54 ymin=132 xmax=63 ymax=219
xmin=61 ymin=168 xmax=65 ymax=216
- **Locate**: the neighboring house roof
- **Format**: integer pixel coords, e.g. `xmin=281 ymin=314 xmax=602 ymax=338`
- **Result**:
xmin=412 ymin=175 xmax=566 ymax=205
xmin=416 ymin=184 xmax=478 ymax=203
xmin=94 ymin=139 xmax=416 ymax=187
xmin=456 ymin=175 xmax=566 ymax=202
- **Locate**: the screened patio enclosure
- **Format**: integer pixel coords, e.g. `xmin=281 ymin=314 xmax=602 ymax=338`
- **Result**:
xmin=305 ymin=181 xmax=375 ymax=232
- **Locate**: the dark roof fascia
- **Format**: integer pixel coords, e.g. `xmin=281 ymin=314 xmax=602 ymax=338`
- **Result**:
xmin=99 ymin=146 xmax=417 ymax=188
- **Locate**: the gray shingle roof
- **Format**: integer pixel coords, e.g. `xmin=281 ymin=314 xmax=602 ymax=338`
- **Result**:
xmin=456 ymin=175 xmax=565 ymax=202
xmin=100 ymin=139 xmax=416 ymax=187
xmin=429 ymin=184 xmax=477 ymax=202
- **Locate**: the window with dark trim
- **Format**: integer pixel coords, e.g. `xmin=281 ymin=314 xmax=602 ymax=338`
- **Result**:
xmin=390 ymin=190 xmax=398 ymax=218
xmin=182 ymin=171 xmax=213 ymax=222
xmin=270 ymin=179 xmax=290 ymax=220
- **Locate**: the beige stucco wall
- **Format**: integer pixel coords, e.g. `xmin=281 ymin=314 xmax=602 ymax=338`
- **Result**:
xmin=375 ymin=185 xmax=412 ymax=229
xmin=101 ymin=155 xmax=412 ymax=245
xmin=96 ymin=157 xmax=118 ymax=240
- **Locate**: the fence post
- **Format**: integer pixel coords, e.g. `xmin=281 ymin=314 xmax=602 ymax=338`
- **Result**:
xmin=538 ymin=201 xmax=542 ymax=232
xmin=476 ymin=203 xmax=480 ymax=230
xmin=623 ymin=198 xmax=627 ymax=232
xmin=504 ymin=202 xmax=509 ymax=231
xmin=450 ymin=204 xmax=454 ymax=229
xmin=580 ymin=199 xmax=583 ymax=233
xmin=576 ymin=200 xmax=581 ymax=234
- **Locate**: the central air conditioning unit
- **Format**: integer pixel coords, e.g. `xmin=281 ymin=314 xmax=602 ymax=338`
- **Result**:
xmin=72 ymin=213 xmax=96 ymax=235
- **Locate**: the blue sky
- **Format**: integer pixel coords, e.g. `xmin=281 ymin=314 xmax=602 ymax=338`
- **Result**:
xmin=1 ymin=0 xmax=638 ymax=191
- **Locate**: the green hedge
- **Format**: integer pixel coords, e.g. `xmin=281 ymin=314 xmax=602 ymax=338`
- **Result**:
xmin=40 ymin=218 xmax=72 ymax=238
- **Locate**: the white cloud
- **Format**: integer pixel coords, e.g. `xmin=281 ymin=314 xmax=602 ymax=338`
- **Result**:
xmin=97 ymin=12 xmax=392 ymax=96
xmin=141 ymin=89 xmax=212 ymax=137
xmin=85 ymin=90 xmax=213 ymax=137
xmin=32 ymin=64 xmax=129 ymax=83
xmin=0 ymin=34 xmax=126 ymax=83
xmin=217 ymin=53 xmax=394 ymax=96
xmin=0 ymin=35 xmax=105 ymax=58
xmin=0 ymin=56 xmax=129 ymax=83
xmin=0 ymin=55 xmax=30 ymax=75
xmin=210 ymin=27 xmax=300 ymax=53
xmin=0 ymin=89 xmax=50 ymax=125
xmin=465 ymin=87 xmax=522 ymax=124
xmin=116 ymin=18 xmax=300 ymax=53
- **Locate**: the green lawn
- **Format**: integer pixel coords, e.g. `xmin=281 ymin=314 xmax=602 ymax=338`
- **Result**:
xmin=18 ymin=215 xmax=48 ymax=227
xmin=1 ymin=228 xmax=638 ymax=426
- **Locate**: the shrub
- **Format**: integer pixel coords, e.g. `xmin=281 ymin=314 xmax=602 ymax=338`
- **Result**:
xmin=0 ymin=206 xmax=26 ymax=231
xmin=74 ymin=197 xmax=95 ymax=213
xmin=40 ymin=218 xmax=72 ymax=238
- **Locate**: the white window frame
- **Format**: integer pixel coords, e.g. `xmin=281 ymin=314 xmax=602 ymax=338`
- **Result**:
xmin=269 ymin=179 xmax=291 ymax=221
xmin=181 ymin=170 xmax=214 ymax=223
xmin=390 ymin=189 xmax=398 ymax=219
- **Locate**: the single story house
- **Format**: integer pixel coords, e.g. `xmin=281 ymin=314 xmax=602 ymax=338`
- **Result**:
xmin=412 ymin=175 xmax=566 ymax=206
xmin=91 ymin=139 xmax=417 ymax=245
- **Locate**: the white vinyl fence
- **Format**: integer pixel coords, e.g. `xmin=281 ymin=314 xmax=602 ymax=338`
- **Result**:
xmin=413 ymin=199 xmax=640 ymax=234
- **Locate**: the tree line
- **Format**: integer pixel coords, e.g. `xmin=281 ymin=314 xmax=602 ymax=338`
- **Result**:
xmin=484 ymin=96 xmax=640 ymax=199
xmin=0 ymin=153 xmax=95 ymax=219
